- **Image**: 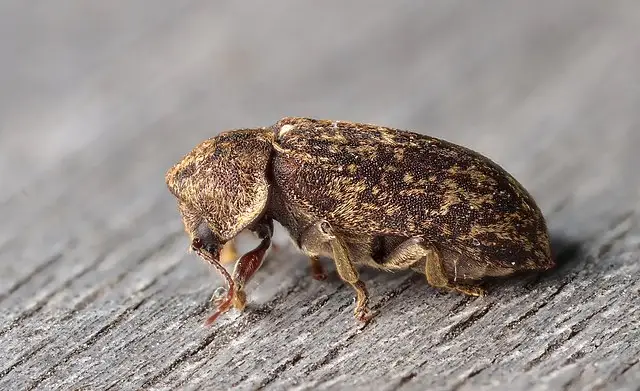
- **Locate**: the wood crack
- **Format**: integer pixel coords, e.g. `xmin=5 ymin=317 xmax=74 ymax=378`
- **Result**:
xmin=101 ymin=230 xmax=184 ymax=292
xmin=392 ymin=372 xmax=417 ymax=390
xmin=139 ymin=272 xmax=313 ymax=389
xmin=449 ymin=356 xmax=499 ymax=391
xmin=256 ymin=352 xmax=304 ymax=389
xmin=302 ymin=331 xmax=361 ymax=377
xmin=448 ymin=296 xmax=473 ymax=314
xmin=371 ymin=274 xmax=422 ymax=311
xmin=524 ymin=304 xmax=608 ymax=371
xmin=301 ymin=289 xmax=343 ymax=317
xmin=138 ymin=328 xmax=221 ymax=390
xmin=25 ymin=297 xmax=148 ymax=390
xmin=0 ymin=341 xmax=48 ymax=380
xmin=0 ymin=252 xmax=64 ymax=304
xmin=505 ymin=279 xmax=570 ymax=330
xmin=440 ymin=302 xmax=495 ymax=344
xmin=0 ymin=249 xmax=112 ymax=339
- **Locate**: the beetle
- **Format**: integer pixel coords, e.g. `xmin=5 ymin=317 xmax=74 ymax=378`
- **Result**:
xmin=165 ymin=117 xmax=554 ymax=324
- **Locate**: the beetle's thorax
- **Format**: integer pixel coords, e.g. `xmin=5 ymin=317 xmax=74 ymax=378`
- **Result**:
xmin=165 ymin=127 xmax=276 ymax=243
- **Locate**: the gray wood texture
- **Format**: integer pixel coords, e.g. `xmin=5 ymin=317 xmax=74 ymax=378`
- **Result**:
xmin=1 ymin=1 xmax=639 ymax=390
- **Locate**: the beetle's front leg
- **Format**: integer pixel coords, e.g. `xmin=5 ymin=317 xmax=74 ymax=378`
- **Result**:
xmin=191 ymin=239 xmax=238 ymax=325
xmin=210 ymin=218 xmax=273 ymax=315
xmin=220 ymin=233 xmax=282 ymax=265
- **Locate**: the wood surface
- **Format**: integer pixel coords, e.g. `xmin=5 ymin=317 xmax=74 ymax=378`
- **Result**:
xmin=1 ymin=1 xmax=639 ymax=390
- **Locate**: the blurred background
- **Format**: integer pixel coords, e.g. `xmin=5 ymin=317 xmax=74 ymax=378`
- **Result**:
xmin=1 ymin=1 xmax=639 ymax=389
xmin=2 ymin=1 xmax=639 ymax=259
xmin=2 ymin=1 xmax=639 ymax=220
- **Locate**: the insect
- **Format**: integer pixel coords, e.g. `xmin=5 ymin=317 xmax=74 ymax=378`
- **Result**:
xmin=165 ymin=117 xmax=554 ymax=324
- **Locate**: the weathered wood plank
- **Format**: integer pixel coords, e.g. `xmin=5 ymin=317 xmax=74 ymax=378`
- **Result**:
xmin=1 ymin=1 xmax=639 ymax=390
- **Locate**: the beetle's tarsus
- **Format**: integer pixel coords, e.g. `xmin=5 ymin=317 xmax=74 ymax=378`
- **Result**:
xmin=204 ymin=287 xmax=246 ymax=325
xmin=312 ymin=272 xmax=328 ymax=281
xmin=355 ymin=308 xmax=376 ymax=323
xmin=451 ymin=285 xmax=486 ymax=297
xmin=353 ymin=280 xmax=376 ymax=322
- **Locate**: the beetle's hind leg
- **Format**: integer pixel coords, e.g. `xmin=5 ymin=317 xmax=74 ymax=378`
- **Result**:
xmin=376 ymin=238 xmax=485 ymax=297
xmin=423 ymin=249 xmax=485 ymax=297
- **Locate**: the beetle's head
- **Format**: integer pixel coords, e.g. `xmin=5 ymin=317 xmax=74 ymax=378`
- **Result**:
xmin=165 ymin=128 xmax=274 ymax=251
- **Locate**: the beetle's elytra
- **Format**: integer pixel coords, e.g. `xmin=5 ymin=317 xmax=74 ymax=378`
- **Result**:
xmin=165 ymin=117 xmax=554 ymax=324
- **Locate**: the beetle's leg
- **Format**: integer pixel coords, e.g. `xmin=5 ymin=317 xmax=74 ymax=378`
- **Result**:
xmin=323 ymin=225 xmax=375 ymax=323
xmin=297 ymin=220 xmax=373 ymax=321
xmin=192 ymin=240 xmax=237 ymax=325
xmin=309 ymin=255 xmax=327 ymax=280
xmin=424 ymin=247 xmax=485 ymax=297
xmin=209 ymin=240 xmax=269 ymax=309
xmin=376 ymin=237 xmax=431 ymax=270
xmin=200 ymin=219 xmax=273 ymax=325
xmin=228 ymin=218 xmax=273 ymax=311
xmin=376 ymin=238 xmax=485 ymax=297
xmin=219 ymin=239 xmax=238 ymax=264
xmin=228 ymin=234 xmax=270 ymax=310
xmin=332 ymin=243 xmax=375 ymax=322
xmin=298 ymin=221 xmax=330 ymax=280
xmin=220 ymin=235 xmax=282 ymax=266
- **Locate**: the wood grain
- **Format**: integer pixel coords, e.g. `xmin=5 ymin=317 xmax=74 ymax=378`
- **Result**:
xmin=1 ymin=1 xmax=639 ymax=390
